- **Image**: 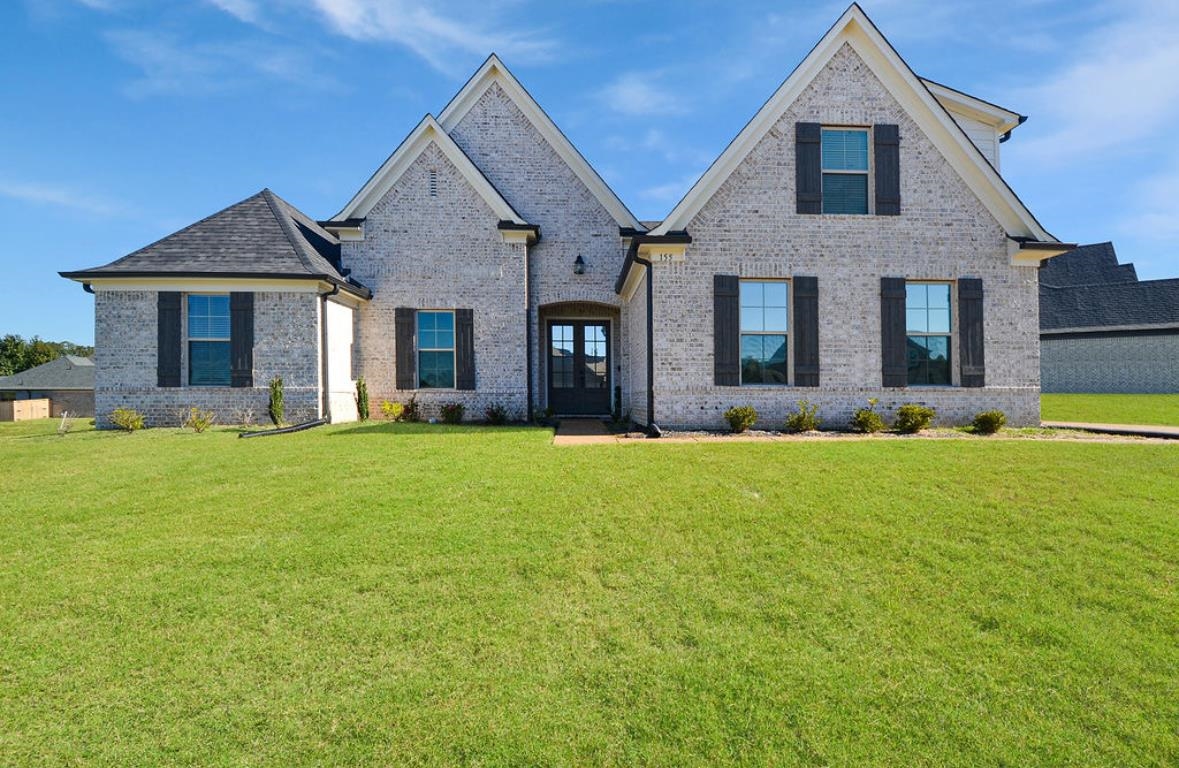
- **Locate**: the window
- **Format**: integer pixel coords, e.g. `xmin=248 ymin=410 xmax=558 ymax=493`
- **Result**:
xmin=740 ymin=280 xmax=788 ymax=384
xmin=550 ymin=324 xmax=574 ymax=389
xmin=822 ymin=128 xmax=869 ymax=214
xmin=417 ymin=310 xmax=455 ymax=388
xmin=188 ymin=294 xmax=231 ymax=386
xmin=906 ymin=283 xmax=952 ymax=386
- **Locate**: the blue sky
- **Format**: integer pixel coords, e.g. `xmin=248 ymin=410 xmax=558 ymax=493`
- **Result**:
xmin=2 ymin=0 xmax=1177 ymax=344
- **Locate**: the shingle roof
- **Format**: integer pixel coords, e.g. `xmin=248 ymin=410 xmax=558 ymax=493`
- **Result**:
xmin=0 ymin=355 xmax=95 ymax=391
xmin=1039 ymin=242 xmax=1179 ymax=331
xmin=60 ymin=189 xmax=370 ymax=298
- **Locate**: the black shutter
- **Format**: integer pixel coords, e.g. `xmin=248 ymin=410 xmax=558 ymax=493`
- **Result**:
xmin=714 ymin=274 xmax=740 ymax=386
xmin=455 ymin=308 xmax=475 ymax=390
xmin=958 ymin=278 xmax=985 ymax=387
xmin=230 ymin=292 xmax=254 ymax=388
xmin=395 ymin=307 xmax=416 ymax=390
xmin=157 ymin=291 xmax=181 ymax=388
xmin=874 ymin=124 xmax=900 ymax=216
xmin=881 ymin=277 xmax=907 ymax=387
xmin=796 ymin=122 xmax=822 ymax=215
xmin=792 ymin=276 xmax=819 ymax=387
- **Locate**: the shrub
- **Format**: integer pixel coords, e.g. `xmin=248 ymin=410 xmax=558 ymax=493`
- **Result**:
xmin=356 ymin=376 xmax=370 ymax=421
xmin=894 ymin=403 xmax=936 ymax=433
xmin=380 ymin=400 xmax=400 ymax=420
xmin=850 ymin=398 xmax=885 ymax=433
xmin=440 ymin=402 xmax=465 ymax=424
xmin=110 ymin=407 xmax=144 ymax=432
xmin=972 ymin=409 xmax=1007 ymax=435
xmin=784 ymin=399 xmax=821 ymax=433
xmin=268 ymin=376 xmax=284 ymax=426
xmin=724 ymin=405 xmax=758 ymax=433
xmin=484 ymin=402 xmax=509 ymax=425
xmin=402 ymin=395 xmax=420 ymax=422
xmin=183 ymin=407 xmax=216 ymax=433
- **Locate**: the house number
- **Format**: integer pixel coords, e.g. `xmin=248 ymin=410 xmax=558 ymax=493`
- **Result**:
xmin=651 ymin=251 xmax=685 ymax=263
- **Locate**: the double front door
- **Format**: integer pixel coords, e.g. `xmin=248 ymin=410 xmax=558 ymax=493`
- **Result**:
xmin=547 ymin=320 xmax=610 ymax=416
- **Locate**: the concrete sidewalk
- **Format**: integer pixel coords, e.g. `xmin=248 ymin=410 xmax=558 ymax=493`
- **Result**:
xmin=1041 ymin=421 xmax=1179 ymax=439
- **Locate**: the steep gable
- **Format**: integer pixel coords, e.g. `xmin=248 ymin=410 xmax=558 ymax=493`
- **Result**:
xmin=439 ymin=55 xmax=642 ymax=231
xmin=650 ymin=3 xmax=1057 ymax=245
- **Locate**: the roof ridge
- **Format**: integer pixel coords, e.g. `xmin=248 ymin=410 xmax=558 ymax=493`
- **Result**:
xmin=261 ymin=188 xmax=322 ymax=277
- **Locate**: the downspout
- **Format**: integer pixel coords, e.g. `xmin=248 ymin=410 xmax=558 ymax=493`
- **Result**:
xmin=319 ymin=284 xmax=339 ymax=422
xmin=524 ymin=243 xmax=533 ymax=421
xmin=634 ymin=253 xmax=657 ymax=436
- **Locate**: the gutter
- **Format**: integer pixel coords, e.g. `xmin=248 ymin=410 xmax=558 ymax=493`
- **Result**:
xmin=59 ymin=270 xmax=373 ymax=300
xmin=638 ymin=250 xmax=657 ymax=436
xmin=524 ymin=240 xmax=533 ymax=420
xmin=239 ymin=418 xmax=328 ymax=438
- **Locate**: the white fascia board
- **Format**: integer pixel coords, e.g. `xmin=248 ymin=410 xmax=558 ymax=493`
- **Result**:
xmin=83 ymin=277 xmax=326 ymax=293
xmin=332 ymin=115 xmax=527 ymax=226
xmin=921 ymin=79 xmax=1024 ymax=134
xmin=437 ymin=54 xmax=644 ymax=231
xmin=652 ymin=4 xmax=1055 ymax=244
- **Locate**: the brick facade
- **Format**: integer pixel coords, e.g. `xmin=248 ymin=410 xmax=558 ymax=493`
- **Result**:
xmin=94 ymin=289 xmax=321 ymax=427
xmin=643 ymin=44 xmax=1042 ymax=429
xmin=1042 ymin=333 xmax=1179 ymax=393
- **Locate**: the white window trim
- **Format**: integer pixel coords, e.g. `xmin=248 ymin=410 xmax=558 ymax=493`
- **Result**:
xmin=904 ymin=279 xmax=957 ymax=388
xmin=186 ymin=292 xmax=231 ymax=388
xmin=416 ymin=309 xmax=457 ymax=390
xmin=739 ymin=278 xmax=793 ymax=387
xmin=821 ymin=125 xmax=873 ymax=216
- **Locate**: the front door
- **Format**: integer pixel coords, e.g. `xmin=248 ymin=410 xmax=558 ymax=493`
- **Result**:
xmin=547 ymin=320 xmax=610 ymax=416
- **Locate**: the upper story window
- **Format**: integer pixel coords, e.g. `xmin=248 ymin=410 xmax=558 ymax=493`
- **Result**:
xmin=906 ymin=283 xmax=951 ymax=386
xmin=188 ymin=294 xmax=231 ymax=386
xmin=740 ymin=280 xmax=788 ymax=384
xmin=821 ymin=128 xmax=870 ymax=214
xmin=417 ymin=310 xmax=455 ymax=388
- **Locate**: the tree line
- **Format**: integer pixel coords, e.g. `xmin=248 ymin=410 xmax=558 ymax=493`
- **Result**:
xmin=0 ymin=335 xmax=94 ymax=377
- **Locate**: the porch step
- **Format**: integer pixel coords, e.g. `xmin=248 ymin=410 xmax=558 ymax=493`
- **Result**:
xmin=554 ymin=418 xmax=610 ymax=438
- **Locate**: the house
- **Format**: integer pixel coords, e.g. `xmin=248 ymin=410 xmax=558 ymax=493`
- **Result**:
xmin=1040 ymin=242 xmax=1179 ymax=393
xmin=62 ymin=4 xmax=1071 ymax=430
xmin=0 ymin=355 xmax=95 ymax=417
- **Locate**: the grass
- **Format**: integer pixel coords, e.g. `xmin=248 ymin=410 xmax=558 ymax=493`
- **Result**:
xmin=1 ymin=418 xmax=1176 ymax=766
xmin=1042 ymin=393 xmax=1179 ymax=426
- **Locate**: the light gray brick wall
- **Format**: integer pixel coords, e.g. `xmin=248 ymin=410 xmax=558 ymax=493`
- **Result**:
xmin=649 ymin=43 xmax=1042 ymax=429
xmin=1042 ymin=333 xmax=1179 ymax=393
xmin=622 ymin=270 xmax=649 ymax=425
xmin=447 ymin=82 xmax=633 ymax=415
xmin=94 ymin=289 xmax=321 ymax=427
xmin=342 ymin=142 xmax=529 ymax=421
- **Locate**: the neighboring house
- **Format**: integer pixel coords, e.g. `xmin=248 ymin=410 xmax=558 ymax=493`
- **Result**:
xmin=1040 ymin=242 xmax=1179 ymax=393
xmin=63 ymin=4 xmax=1070 ymax=429
xmin=0 ymin=355 xmax=95 ymax=417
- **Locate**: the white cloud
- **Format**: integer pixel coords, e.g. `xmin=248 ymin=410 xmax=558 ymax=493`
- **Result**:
xmin=306 ymin=0 xmax=554 ymax=75
xmin=640 ymin=172 xmax=703 ymax=204
xmin=205 ymin=0 xmax=261 ymax=24
xmin=1118 ymin=166 xmax=1179 ymax=242
xmin=105 ymin=29 xmax=335 ymax=97
xmin=0 ymin=180 xmax=125 ymax=216
xmin=598 ymin=71 xmax=684 ymax=117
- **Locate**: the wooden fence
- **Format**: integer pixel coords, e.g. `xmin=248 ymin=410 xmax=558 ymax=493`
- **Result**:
xmin=0 ymin=398 xmax=51 ymax=421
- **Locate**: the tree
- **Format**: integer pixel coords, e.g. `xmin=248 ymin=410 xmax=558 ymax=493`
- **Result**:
xmin=0 ymin=334 xmax=94 ymax=376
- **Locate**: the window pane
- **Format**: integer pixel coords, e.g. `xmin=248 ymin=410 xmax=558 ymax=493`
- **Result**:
xmin=418 ymin=311 xmax=454 ymax=350
xmin=763 ymin=281 xmax=788 ymax=308
xmin=906 ymin=336 xmax=928 ymax=386
xmin=740 ymin=306 xmax=763 ymax=332
xmin=188 ymin=294 xmax=230 ymax=340
xmin=906 ymin=283 xmax=927 ymax=309
xmin=740 ymin=281 xmax=763 ymax=308
xmin=189 ymin=341 xmax=230 ymax=386
xmin=741 ymin=334 xmax=787 ymax=385
xmin=821 ymin=129 xmax=869 ymax=171
xmin=418 ymin=350 xmax=454 ymax=388
xmin=926 ymin=336 xmax=951 ymax=385
xmin=928 ymin=308 xmax=951 ymax=334
xmin=433 ymin=312 xmax=454 ymax=332
xmin=763 ymin=304 xmax=788 ymax=333
xmin=906 ymin=308 xmax=927 ymax=334
xmin=927 ymin=284 xmax=951 ymax=310
xmin=584 ymin=324 xmax=608 ymax=390
xmin=821 ymin=174 xmax=868 ymax=214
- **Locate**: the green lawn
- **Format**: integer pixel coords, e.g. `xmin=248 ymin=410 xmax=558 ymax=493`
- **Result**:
xmin=1 ymin=419 xmax=1176 ymax=766
xmin=1042 ymin=393 xmax=1179 ymax=426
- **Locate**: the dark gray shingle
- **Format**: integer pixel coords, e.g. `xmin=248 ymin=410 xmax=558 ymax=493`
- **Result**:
xmin=1039 ymin=242 xmax=1179 ymax=330
xmin=0 ymin=356 xmax=95 ymax=391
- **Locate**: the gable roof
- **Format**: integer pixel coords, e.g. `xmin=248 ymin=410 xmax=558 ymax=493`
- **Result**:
xmin=331 ymin=114 xmax=529 ymax=226
xmin=1040 ymin=242 xmax=1179 ymax=331
xmin=1040 ymin=242 xmax=1138 ymax=288
xmin=436 ymin=54 xmax=644 ymax=232
xmin=0 ymin=355 xmax=95 ymax=391
xmin=61 ymin=189 xmax=371 ymax=298
xmin=649 ymin=3 xmax=1057 ymax=242
xmin=920 ymin=78 xmax=1025 ymax=137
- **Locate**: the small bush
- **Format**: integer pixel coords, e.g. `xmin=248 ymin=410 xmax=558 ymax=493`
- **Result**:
xmin=402 ymin=395 xmax=420 ymax=422
xmin=110 ymin=407 xmax=145 ymax=432
xmin=850 ymin=398 xmax=885 ymax=433
xmin=356 ymin=377 xmax=370 ymax=421
xmin=724 ymin=405 xmax=758 ymax=433
xmin=233 ymin=408 xmax=256 ymax=427
xmin=183 ymin=407 xmax=216 ymax=433
xmin=894 ymin=403 xmax=936 ymax=433
xmin=268 ymin=376 xmax=284 ymax=426
xmin=484 ymin=402 xmax=509 ymax=425
xmin=784 ymin=399 xmax=821 ymax=433
xmin=972 ymin=409 xmax=1007 ymax=435
xmin=380 ymin=400 xmax=400 ymax=420
xmin=440 ymin=402 xmax=465 ymax=424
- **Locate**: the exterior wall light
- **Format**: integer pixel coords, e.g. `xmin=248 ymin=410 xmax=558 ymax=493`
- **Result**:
xmin=573 ymin=255 xmax=586 ymax=275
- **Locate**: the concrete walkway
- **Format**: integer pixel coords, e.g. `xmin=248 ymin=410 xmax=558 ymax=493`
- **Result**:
xmin=1041 ymin=421 xmax=1179 ymax=439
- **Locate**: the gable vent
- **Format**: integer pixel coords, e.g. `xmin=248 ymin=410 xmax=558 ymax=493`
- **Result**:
xmin=428 ymin=169 xmax=438 ymax=197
